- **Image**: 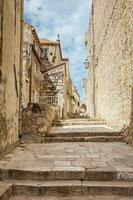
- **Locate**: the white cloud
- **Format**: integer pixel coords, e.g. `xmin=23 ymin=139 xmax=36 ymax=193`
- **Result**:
xmin=24 ymin=0 xmax=92 ymax=97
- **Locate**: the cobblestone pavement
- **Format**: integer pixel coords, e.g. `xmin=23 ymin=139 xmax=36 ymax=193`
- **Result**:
xmin=10 ymin=195 xmax=133 ymax=200
xmin=0 ymin=142 xmax=133 ymax=173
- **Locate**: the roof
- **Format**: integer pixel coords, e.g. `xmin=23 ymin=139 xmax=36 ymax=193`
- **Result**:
xmin=42 ymin=62 xmax=66 ymax=73
xmin=40 ymin=38 xmax=63 ymax=61
xmin=24 ymin=22 xmax=42 ymax=50
xmin=40 ymin=38 xmax=60 ymax=45
xmin=62 ymin=58 xmax=69 ymax=61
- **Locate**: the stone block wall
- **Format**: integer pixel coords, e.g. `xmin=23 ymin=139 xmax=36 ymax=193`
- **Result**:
xmin=41 ymin=64 xmax=67 ymax=119
xmin=87 ymin=0 xmax=133 ymax=130
xmin=123 ymin=88 xmax=133 ymax=145
xmin=21 ymin=103 xmax=56 ymax=143
xmin=41 ymin=65 xmax=64 ymax=97
xmin=0 ymin=0 xmax=22 ymax=155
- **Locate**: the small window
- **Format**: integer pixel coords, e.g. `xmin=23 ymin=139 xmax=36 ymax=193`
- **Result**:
xmin=50 ymin=52 xmax=53 ymax=56
xmin=44 ymin=48 xmax=48 ymax=58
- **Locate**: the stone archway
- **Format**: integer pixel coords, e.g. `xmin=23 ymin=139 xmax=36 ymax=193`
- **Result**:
xmin=80 ymin=103 xmax=87 ymax=115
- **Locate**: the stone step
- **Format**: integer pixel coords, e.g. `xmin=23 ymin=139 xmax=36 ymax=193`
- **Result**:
xmin=0 ymin=183 xmax=12 ymax=200
xmin=8 ymin=180 xmax=133 ymax=196
xmin=44 ymin=136 xmax=123 ymax=143
xmin=48 ymin=131 xmax=121 ymax=137
xmin=53 ymin=120 xmax=106 ymax=126
xmin=49 ymin=125 xmax=119 ymax=135
xmin=1 ymin=167 xmax=132 ymax=182
xmin=10 ymin=194 xmax=133 ymax=200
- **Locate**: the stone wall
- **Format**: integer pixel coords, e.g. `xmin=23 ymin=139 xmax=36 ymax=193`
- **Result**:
xmin=123 ymin=88 xmax=133 ymax=145
xmin=0 ymin=0 xmax=22 ymax=155
xmin=40 ymin=40 xmax=62 ymax=66
xmin=87 ymin=0 xmax=133 ymax=129
xmin=41 ymin=64 xmax=68 ymax=119
xmin=21 ymin=103 xmax=56 ymax=143
xmin=22 ymin=23 xmax=42 ymax=108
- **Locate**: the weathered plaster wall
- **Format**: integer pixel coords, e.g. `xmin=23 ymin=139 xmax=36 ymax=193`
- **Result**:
xmin=0 ymin=0 xmax=21 ymax=154
xmin=41 ymin=43 xmax=62 ymax=66
xmin=22 ymin=23 xmax=42 ymax=108
xmin=87 ymin=0 xmax=133 ymax=129
xmin=123 ymin=88 xmax=133 ymax=145
xmin=22 ymin=42 xmax=30 ymax=108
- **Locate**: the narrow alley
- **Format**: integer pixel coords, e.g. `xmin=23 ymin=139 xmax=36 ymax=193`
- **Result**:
xmin=0 ymin=0 xmax=133 ymax=199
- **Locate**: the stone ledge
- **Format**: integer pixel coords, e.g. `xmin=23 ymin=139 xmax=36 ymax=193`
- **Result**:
xmin=21 ymin=103 xmax=56 ymax=143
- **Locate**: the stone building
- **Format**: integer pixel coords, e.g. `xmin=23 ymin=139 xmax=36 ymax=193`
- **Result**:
xmin=22 ymin=28 xmax=78 ymax=119
xmin=39 ymin=38 xmax=74 ymax=119
xmin=40 ymin=36 xmax=62 ymax=66
xmin=84 ymin=0 xmax=133 ymax=130
xmin=22 ymin=22 xmax=43 ymax=108
xmin=0 ymin=0 xmax=23 ymax=155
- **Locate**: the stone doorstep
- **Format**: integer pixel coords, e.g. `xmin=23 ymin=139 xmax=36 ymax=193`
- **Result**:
xmin=1 ymin=168 xmax=133 ymax=182
xmin=6 ymin=180 xmax=133 ymax=196
xmin=44 ymin=136 xmax=123 ymax=143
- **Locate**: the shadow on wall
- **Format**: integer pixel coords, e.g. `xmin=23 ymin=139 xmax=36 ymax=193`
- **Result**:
xmin=131 ymin=87 xmax=133 ymax=126
xmin=122 ymin=87 xmax=133 ymax=145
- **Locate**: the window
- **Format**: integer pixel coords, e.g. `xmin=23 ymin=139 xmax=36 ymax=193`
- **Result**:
xmin=44 ymin=47 xmax=48 ymax=58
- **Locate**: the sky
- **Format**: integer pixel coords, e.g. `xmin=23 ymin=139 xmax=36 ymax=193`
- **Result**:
xmin=24 ymin=0 xmax=92 ymax=98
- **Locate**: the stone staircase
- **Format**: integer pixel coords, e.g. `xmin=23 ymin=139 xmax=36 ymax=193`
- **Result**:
xmin=0 ymin=119 xmax=133 ymax=199
xmin=44 ymin=119 xmax=123 ymax=143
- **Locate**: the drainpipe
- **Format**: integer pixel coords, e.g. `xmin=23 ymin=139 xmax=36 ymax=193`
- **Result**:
xmin=18 ymin=0 xmax=24 ymax=138
xmin=92 ymin=3 xmax=96 ymax=117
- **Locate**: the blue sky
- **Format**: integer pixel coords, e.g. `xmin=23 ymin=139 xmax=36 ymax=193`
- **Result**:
xmin=24 ymin=0 xmax=92 ymax=98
